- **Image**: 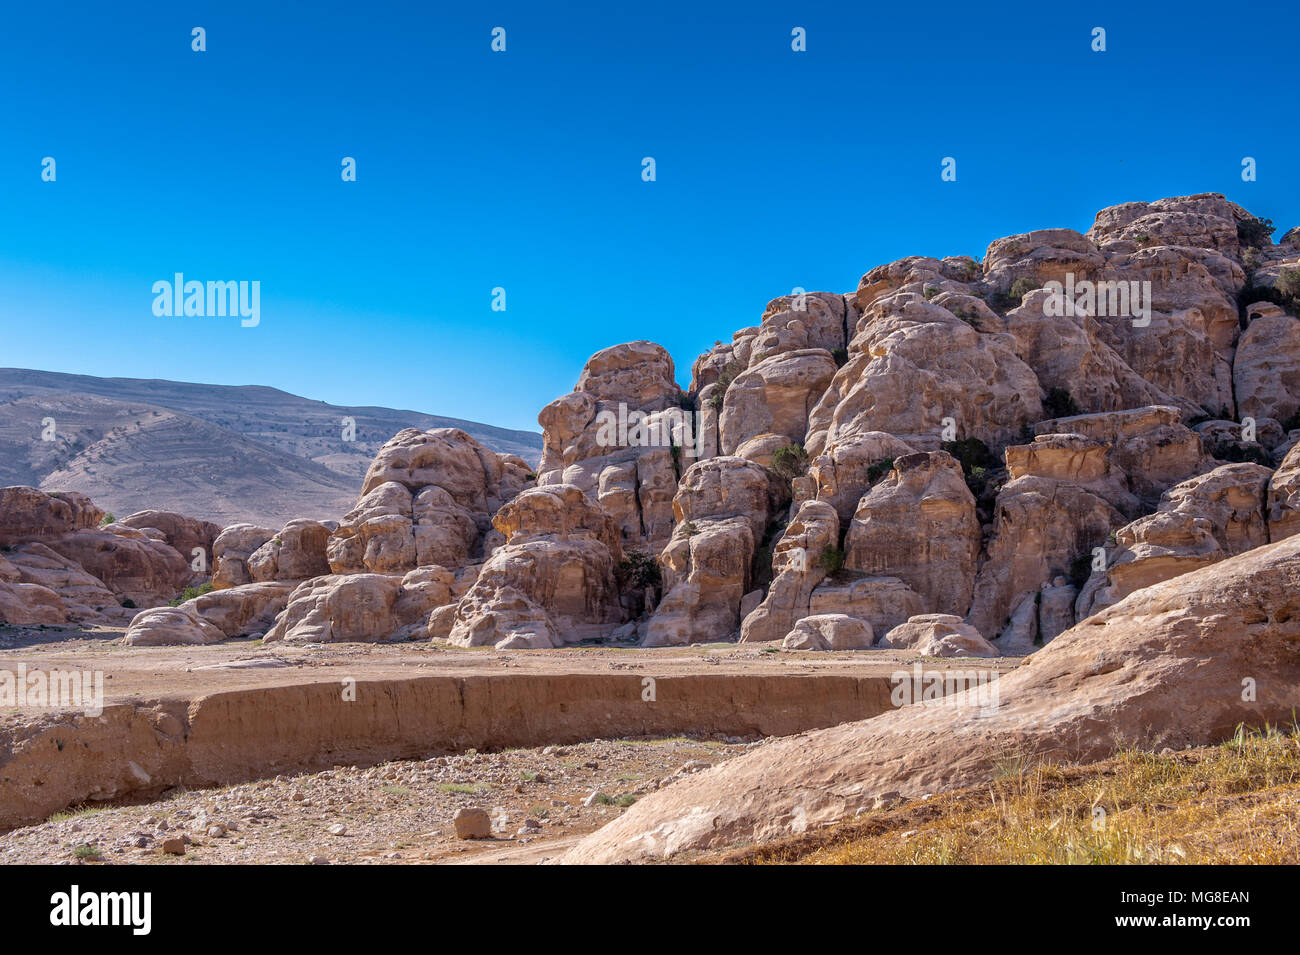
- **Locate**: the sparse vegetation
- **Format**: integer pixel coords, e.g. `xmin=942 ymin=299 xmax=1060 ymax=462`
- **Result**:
xmin=169 ymin=581 xmax=215 ymax=607
xmin=707 ymin=360 xmax=743 ymax=412
xmin=818 ymin=546 xmax=846 ymax=575
xmin=1042 ymin=387 xmax=1081 ymax=420
xmin=771 ymin=443 xmax=809 ymax=482
xmin=1237 ymin=216 xmax=1275 ymax=250
xmin=680 ymin=520 xmax=700 ymax=538
xmin=866 ymin=458 xmax=895 ymax=483
xmin=831 ymin=347 xmax=849 ymax=368
xmin=99 ymin=513 xmax=115 ymax=526
xmin=618 ymin=550 xmax=662 ymax=590
xmin=740 ymin=725 xmax=1300 ymax=865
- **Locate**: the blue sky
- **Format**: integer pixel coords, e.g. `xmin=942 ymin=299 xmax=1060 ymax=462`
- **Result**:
xmin=1 ymin=1 xmax=1296 ymax=432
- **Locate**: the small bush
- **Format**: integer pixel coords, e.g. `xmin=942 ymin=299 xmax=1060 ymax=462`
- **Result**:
xmin=680 ymin=520 xmax=700 ymax=538
xmin=1009 ymin=277 xmax=1041 ymax=300
xmin=866 ymin=458 xmax=895 ymax=483
xmin=1068 ymin=552 xmax=1094 ymax=588
xmin=120 ymin=598 xmax=136 ymax=609
xmin=1237 ymin=216 xmax=1275 ymax=250
xmin=98 ymin=513 xmax=115 ymax=527
xmin=1043 ymin=387 xmax=1081 ymax=420
xmin=619 ymin=550 xmax=662 ymax=590
xmin=169 ymin=581 xmax=215 ymax=607
xmin=707 ymin=360 xmax=743 ymax=412
xmin=831 ymin=347 xmax=849 ymax=367
xmin=942 ymin=438 xmax=998 ymax=473
xmin=819 ymin=546 xmax=846 ymax=575
xmin=771 ymin=443 xmax=809 ymax=482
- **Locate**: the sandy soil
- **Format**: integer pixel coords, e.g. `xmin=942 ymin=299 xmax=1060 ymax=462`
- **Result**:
xmin=0 ymin=736 xmax=750 ymax=865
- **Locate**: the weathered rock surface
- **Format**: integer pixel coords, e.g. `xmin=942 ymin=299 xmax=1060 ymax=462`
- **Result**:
xmin=739 ymin=500 xmax=838 ymax=644
xmin=329 ymin=428 xmax=530 ymax=576
xmin=844 ymin=452 xmax=979 ymax=617
xmin=1080 ymin=463 xmax=1273 ymax=616
xmin=1267 ymin=442 xmax=1300 ymax=541
xmin=967 ymin=475 xmax=1124 ymax=641
xmin=448 ymin=485 xmax=624 ymax=649
xmin=212 ymin=524 xmax=278 ymax=590
xmin=537 ymin=342 xmax=685 ymax=553
xmin=645 ymin=457 xmax=780 ymax=647
xmin=806 ymin=300 xmax=1042 ymax=455
xmin=880 ymin=614 xmax=998 ymax=657
xmin=719 ymin=349 xmax=837 ymax=454
xmin=118 ymin=510 xmax=222 ymax=570
xmin=123 ymin=605 xmax=227 ymax=646
xmin=0 ymin=487 xmax=103 ymax=546
xmin=1234 ymin=312 xmax=1300 ymax=426
xmin=782 ymin=613 xmax=874 ymax=651
xmin=248 ymin=519 xmax=332 ymax=582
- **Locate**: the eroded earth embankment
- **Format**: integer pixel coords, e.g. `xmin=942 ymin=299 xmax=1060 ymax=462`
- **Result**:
xmin=0 ymin=643 xmax=980 ymax=829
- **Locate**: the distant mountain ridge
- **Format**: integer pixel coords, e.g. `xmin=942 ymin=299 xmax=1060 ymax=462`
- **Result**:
xmin=0 ymin=368 xmax=542 ymax=527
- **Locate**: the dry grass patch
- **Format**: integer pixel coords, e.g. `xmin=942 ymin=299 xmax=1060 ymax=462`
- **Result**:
xmin=729 ymin=725 xmax=1300 ymax=865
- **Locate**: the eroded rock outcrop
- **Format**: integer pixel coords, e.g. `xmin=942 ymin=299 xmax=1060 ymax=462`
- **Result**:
xmin=537 ymin=342 xmax=686 ymax=554
xmin=447 ymin=485 xmax=624 ymax=649
xmin=644 ymin=457 xmax=781 ymax=647
xmin=1079 ymin=462 xmax=1273 ymax=617
xmin=327 ymin=428 xmax=530 ymax=576
xmin=844 ymin=452 xmax=980 ymax=617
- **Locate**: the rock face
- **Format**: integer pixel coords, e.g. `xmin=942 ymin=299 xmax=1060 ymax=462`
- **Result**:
xmin=807 ymin=575 xmax=924 ymax=637
xmin=1234 ymin=312 xmax=1300 ymax=425
xmin=327 ymin=428 xmax=530 ymax=576
xmin=189 ymin=581 xmax=295 ymax=638
xmin=447 ymin=485 xmax=624 ymax=649
xmin=644 ymin=457 xmax=780 ymax=647
xmin=1268 ymin=443 xmax=1300 ymax=541
xmin=267 ymin=574 xmax=404 ymax=644
xmin=719 ymin=349 xmax=837 ymax=455
xmin=0 ymin=487 xmax=103 ymax=546
xmin=118 ymin=510 xmax=222 ymax=571
xmin=1079 ymin=462 xmax=1273 ymax=617
xmin=1033 ymin=406 xmax=1206 ymax=505
xmin=563 ymin=533 xmax=1300 ymax=863
xmin=806 ymin=300 xmax=1043 ymax=455
xmin=536 ymin=342 xmax=686 ymax=555
xmin=844 ymin=452 xmax=980 ymax=617
xmin=966 ymin=474 xmax=1123 ymax=642
xmin=804 ymin=432 xmax=917 ymax=524
xmin=211 ymin=524 xmax=278 ymax=590
xmin=247 ymin=519 xmax=332 ymax=582
xmin=738 ymin=500 xmax=838 ymax=644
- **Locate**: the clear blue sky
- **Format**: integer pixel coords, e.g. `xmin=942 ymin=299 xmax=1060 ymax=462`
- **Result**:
xmin=2 ymin=1 xmax=1296 ymax=432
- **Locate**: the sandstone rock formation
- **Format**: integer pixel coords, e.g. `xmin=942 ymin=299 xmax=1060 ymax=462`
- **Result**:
xmin=782 ymin=613 xmax=874 ymax=651
xmin=327 ymin=428 xmax=530 ymax=576
xmin=644 ymin=457 xmax=781 ymax=647
xmin=844 ymin=452 xmax=979 ymax=617
xmin=536 ymin=342 xmax=686 ymax=555
xmin=447 ymin=485 xmax=624 ymax=649
xmin=1078 ymin=462 xmax=1273 ymax=617
xmin=880 ymin=614 xmax=998 ymax=657
xmin=123 ymin=605 xmax=227 ymax=646
xmin=738 ymin=500 xmax=837 ymax=644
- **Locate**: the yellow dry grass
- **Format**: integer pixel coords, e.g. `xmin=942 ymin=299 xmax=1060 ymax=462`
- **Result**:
xmin=733 ymin=725 xmax=1300 ymax=865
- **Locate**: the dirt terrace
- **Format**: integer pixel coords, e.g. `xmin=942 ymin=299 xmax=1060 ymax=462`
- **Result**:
xmin=0 ymin=624 xmax=1016 ymax=834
